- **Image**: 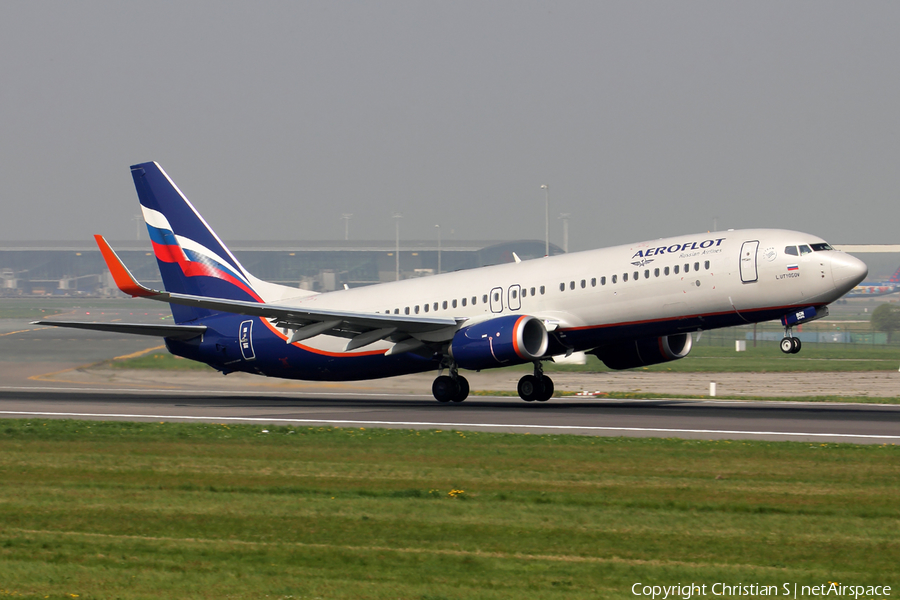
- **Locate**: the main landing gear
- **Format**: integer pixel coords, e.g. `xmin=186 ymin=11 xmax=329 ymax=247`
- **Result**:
xmin=432 ymin=364 xmax=469 ymax=403
xmin=517 ymin=362 xmax=554 ymax=402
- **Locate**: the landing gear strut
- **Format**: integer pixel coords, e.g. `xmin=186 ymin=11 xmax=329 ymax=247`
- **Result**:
xmin=517 ymin=362 xmax=554 ymax=402
xmin=432 ymin=364 xmax=469 ymax=403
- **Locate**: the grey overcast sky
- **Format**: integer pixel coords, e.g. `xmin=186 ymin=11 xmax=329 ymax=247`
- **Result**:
xmin=1 ymin=2 xmax=898 ymax=250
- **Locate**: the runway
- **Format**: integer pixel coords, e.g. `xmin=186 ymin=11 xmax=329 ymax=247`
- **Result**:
xmin=2 ymin=385 xmax=899 ymax=443
xmin=1 ymin=303 xmax=899 ymax=443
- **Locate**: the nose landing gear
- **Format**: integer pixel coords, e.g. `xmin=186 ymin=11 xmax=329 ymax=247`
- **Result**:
xmin=517 ymin=362 xmax=554 ymax=402
xmin=780 ymin=334 xmax=801 ymax=354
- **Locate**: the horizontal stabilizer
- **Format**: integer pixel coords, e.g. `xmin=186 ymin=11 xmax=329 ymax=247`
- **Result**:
xmin=33 ymin=320 xmax=206 ymax=340
xmin=94 ymin=235 xmax=465 ymax=342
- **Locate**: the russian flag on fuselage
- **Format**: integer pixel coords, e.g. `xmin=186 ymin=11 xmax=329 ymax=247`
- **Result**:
xmin=131 ymin=162 xmax=263 ymax=308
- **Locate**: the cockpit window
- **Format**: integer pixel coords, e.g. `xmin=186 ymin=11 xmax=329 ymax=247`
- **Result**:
xmin=811 ymin=243 xmax=833 ymax=251
xmin=799 ymin=245 xmax=812 ymax=256
xmin=784 ymin=246 xmax=798 ymax=256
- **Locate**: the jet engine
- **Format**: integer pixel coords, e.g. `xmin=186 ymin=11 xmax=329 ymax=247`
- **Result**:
xmin=449 ymin=315 xmax=549 ymax=371
xmin=591 ymin=333 xmax=693 ymax=370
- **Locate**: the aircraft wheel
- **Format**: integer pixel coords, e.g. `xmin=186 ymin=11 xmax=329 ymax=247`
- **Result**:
xmin=791 ymin=337 xmax=802 ymax=354
xmin=536 ymin=376 xmax=554 ymax=402
xmin=432 ymin=375 xmax=458 ymax=403
xmin=518 ymin=375 xmax=540 ymax=402
xmin=780 ymin=338 xmax=794 ymax=354
xmin=452 ymin=376 xmax=469 ymax=402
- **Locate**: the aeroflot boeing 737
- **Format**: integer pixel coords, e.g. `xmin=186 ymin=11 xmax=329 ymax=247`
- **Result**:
xmin=38 ymin=162 xmax=868 ymax=402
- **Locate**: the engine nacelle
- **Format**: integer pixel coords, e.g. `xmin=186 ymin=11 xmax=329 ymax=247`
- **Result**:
xmin=592 ymin=333 xmax=693 ymax=370
xmin=450 ymin=315 xmax=549 ymax=371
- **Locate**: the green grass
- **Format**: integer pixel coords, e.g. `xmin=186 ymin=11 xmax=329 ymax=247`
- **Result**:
xmin=0 ymin=419 xmax=897 ymax=598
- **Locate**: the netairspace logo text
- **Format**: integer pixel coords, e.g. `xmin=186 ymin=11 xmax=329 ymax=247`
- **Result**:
xmin=632 ymin=582 xmax=891 ymax=599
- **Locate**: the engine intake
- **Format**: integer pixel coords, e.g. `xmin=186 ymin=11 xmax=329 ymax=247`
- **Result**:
xmin=592 ymin=333 xmax=693 ymax=370
xmin=450 ymin=315 xmax=549 ymax=371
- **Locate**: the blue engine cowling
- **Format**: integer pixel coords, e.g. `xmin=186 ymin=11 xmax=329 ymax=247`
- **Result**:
xmin=591 ymin=333 xmax=693 ymax=370
xmin=449 ymin=315 xmax=549 ymax=370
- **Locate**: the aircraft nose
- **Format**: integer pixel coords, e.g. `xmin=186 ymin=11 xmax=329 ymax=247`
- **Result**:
xmin=831 ymin=253 xmax=868 ymax=289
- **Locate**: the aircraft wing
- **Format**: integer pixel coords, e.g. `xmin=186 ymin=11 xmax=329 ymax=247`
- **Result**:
xmin=32 ymin=320 xmax=206 ymax=339
xmin=95 ymin=235 xmax=463 ymax=350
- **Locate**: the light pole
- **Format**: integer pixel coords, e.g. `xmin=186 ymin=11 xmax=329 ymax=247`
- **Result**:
xmin=558 ymin=213 xmax=570 ymax=253
xmin=435 ymin=224 xmax=441 ymax=274
xmin=341 ymin=213 xmax=353 ymax=241
xmin=392 ymin=213 xmax=402 ymax=281
xmin=540 ymin=184 xmax=549 ymax=256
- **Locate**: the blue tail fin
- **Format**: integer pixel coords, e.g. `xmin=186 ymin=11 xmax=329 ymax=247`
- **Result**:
xmin=131 ymin=162 xmax=263 ymax=323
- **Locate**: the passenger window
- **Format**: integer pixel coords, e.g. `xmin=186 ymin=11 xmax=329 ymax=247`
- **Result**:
xmin=530 ymin=287 xmax=536 ymax=296
xmin=405 ymin=307 xmax=410 ymax=315
xmin=633 ymin=271 xmax=639 ymax=281
xmin=415 ymin=306 xmax=420 ymax=314
xmin=482 ymin=295 xmax=487 ymax=304
xmin=694 ymin=262 xmax=699 ymax=271
xmin=674 ymin=265 xmax=680 ymax=274
xmin=442 ymin=301 xmax=448 ymax=309
xmin=394 ymin=308 xmax=399 ymax=314
xmin=612 ymin=275 xmax=617 ymax=284
xmin=580 ymin=279 xmax=586 ymax=289
xmin=559 ymin=283 xmax=565 ymax=292
xmin=461 ymin=298 xmax=467 ymax=307
xmin=591 ymin=278 xmax=596 ymax=287
xmin=540 ymin=286 xmax=545 ymax=295
xmin=644 ymin=270 xmax=649 ymax=279
xmin=452 ymin=299 xmax=457 ymax=308
xmin=799 ymin=245 xmax=812 ymax=256
xmin=684 ymin=264 xmax=689 ymax=273
xmin=601 ymin=276 xmax=606 ymax=285
xmin=785 ymin=246 xmax=798 ymax=256
xmin=512 ymin=290 xmax=518 ymax=299
xmin=704 ymin=261 xmax=710 ymax=270
xmin=521 ymin=288 xmax=527 ymax=298
xmin=623 ymin=273 xmax=628 ymax=282
xmin=664 ymin=266 xmax=670 ymax=276
xmin=654 ymin=268 xmax=659 ymax=277
xmin=424 ymin=304 xmax=429 ymax=313
xmin=493 ymin=292 xmax=500 ymax=301
xmin=570 ymin=281 xmax=575 ymax=290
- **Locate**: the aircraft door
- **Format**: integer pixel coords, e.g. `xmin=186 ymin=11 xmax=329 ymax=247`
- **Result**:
xmin=508 ymin=284 xmax=521 ymax=311
xmin=490 ymin=287 xmax=504 ymax=313
xmin=740 ymin=241 xmax=759 ymax=283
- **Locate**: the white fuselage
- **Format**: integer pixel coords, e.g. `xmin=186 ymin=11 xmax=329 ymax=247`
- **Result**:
xmin=266 ymin=229 xmax=866 ymax=355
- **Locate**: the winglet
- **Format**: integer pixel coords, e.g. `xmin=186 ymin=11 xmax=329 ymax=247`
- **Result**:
xmin=94 ymin=235 xmax=158 ymax=298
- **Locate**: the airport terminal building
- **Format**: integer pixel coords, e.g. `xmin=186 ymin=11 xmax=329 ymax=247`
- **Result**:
xmin=0 ymin=239 xmax=564 ymax=296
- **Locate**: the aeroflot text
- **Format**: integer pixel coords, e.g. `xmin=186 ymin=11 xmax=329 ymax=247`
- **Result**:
xmin=632 ymin=238 xmax=726 ymax=259
xmin=631 ymin=582 xmax=891 ymax=599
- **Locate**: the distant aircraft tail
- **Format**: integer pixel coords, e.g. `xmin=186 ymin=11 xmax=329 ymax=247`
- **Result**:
xmin=889 ymin=265 xmax=900 ymax=284
xmin=130 ymin=162 xmax=279 ymax=322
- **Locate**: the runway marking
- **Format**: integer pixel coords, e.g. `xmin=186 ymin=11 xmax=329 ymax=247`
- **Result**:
xmin=113 ymin=345 xmax=165 ymax=361
xmin=0 ymin=327 xmax=48 ymax=336
xmin=0 ymin=410 xmax=898 ymax=440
